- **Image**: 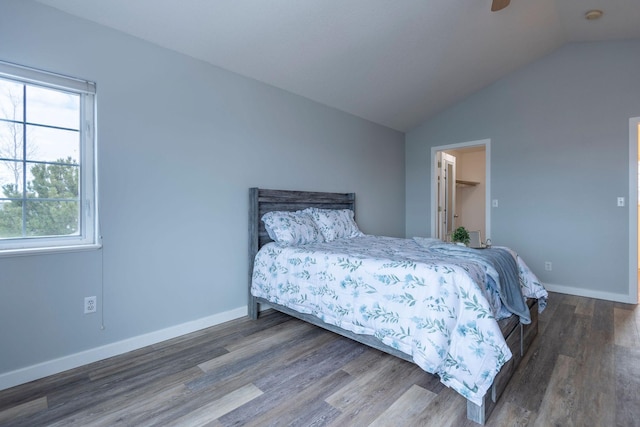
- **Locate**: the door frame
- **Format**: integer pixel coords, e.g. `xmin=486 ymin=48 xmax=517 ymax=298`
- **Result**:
xmin=628 ymin=117 xmax=639 ymax=303
xmin=430 ymin=139 xmax=491 ymax=240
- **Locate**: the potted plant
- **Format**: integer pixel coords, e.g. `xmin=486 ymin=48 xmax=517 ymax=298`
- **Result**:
xmin=452 ymin=226 xmax=470 ymax=246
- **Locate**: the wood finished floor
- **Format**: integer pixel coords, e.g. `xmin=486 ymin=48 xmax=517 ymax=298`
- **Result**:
xmin=1 ymin=291 xmax=638 ymax=427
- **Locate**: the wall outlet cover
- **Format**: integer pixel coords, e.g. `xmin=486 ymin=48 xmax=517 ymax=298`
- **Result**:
xmin=84 ymin=296 xmax=97 ymax=314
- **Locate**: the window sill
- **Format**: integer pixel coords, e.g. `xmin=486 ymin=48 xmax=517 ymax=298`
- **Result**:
xmin=0 ymin=243 xmax=102 ymax=258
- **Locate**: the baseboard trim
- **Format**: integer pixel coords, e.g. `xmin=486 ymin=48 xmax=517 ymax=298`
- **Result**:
xmin=0 ymin=306 xmax=247 ymax=392
xmin=3 ymin=284 xmax=632 ymax=391
xmin=544 ymin=283 xmax=636 ymax=304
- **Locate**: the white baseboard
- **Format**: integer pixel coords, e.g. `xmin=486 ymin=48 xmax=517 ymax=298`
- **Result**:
xmin=544 ymin=283 xmax=637 ymax=304
xmin=0 ymin=306 xmax=248 ymax=392
xmin=3 ymin=284 xmax=631 ymax=392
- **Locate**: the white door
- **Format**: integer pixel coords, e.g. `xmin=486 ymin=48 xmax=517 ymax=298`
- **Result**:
xmin=436 ymin=152 xmax=457 ymax=241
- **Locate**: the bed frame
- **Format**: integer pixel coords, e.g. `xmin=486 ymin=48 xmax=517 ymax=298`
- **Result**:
xmin=247 ymin=188 xmax=538 ymax=425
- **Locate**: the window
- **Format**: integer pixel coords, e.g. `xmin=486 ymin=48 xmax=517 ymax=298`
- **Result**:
xmin=0 ymin=61 xmax=98 ymax=254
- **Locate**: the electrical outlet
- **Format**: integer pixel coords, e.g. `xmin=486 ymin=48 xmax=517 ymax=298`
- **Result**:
xmin=544 ymin=261 xmax=552 ymax=271
xmin=84 ymin=296 xmax=97 ymax=314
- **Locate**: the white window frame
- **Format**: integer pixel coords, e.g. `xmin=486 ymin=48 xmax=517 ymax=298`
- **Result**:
xmin=0 ymin=61 xmax=99 ymax=256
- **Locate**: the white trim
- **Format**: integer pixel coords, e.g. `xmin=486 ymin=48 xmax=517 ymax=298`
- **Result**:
xmin=629 ymin=118 xmax=639 ymax=304
xmin=0 ymin=243 xmax=102 ymax=258
xmin=0 ymin=306 xmax=248 ymax=391
xmin=430 ymin=139 xmax=491 ymax=239
xmin=544 ymin=282 xmax=637 ymax=304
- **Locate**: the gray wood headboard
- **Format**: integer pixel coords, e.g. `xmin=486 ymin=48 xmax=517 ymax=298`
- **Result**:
xmin=249 ymin=188 xmax=356 ymax=252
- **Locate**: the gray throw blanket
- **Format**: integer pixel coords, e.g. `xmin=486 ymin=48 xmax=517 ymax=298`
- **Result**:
xmin=426 ymin=243 xmax=531 ymax=324
xmin=475 ymin=247 xmax=530 ymax=324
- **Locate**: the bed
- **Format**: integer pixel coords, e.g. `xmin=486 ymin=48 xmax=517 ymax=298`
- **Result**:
xmin=248 ymin=188 xmax=547 ymax=424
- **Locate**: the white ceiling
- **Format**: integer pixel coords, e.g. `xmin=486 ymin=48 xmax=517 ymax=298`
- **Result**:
xmin=34 ymin=0 xmax=640 ymax=131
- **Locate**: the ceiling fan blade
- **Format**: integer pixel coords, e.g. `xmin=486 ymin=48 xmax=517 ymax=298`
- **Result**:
xmin=491 ymin=0 xmax=511 ymax=11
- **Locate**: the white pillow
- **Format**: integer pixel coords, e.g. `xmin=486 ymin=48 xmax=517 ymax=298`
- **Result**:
xmin=261 ymin=210 xmax=324 ymax=245
xmin=305 ymin=208 xmax=364 ymax=242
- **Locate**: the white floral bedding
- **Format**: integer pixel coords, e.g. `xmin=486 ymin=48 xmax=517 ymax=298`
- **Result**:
xmin=251 ymin=235 xmax=547 ymax=405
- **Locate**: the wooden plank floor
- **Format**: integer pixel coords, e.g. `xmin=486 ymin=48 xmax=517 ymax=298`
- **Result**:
xmin=1 ymin=292 xmax=638 ymax=426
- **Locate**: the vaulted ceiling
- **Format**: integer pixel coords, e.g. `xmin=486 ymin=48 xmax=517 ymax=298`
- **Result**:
xmin=34 ymin=0 xmax=640 ymax=131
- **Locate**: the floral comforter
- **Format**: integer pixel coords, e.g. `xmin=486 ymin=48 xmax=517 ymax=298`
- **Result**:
xmin=250 ymin=235 xmax=547 ymax=405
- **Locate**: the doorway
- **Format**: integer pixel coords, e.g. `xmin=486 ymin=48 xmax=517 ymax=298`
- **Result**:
xmin=631 ymin=117 xmax=640 ymax=303
xmin=431 ymin=139 xmax=490 ymax=243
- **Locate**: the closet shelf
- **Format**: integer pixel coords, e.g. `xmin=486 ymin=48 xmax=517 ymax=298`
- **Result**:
xmin=456 ymin=180 xmax=480 ymax=187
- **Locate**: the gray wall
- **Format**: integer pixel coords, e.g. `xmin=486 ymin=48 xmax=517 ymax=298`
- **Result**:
xmin=407 ymin=39 xmax=640 ymax=301
xmin=0 ymin=0 xmax=405 ymax=380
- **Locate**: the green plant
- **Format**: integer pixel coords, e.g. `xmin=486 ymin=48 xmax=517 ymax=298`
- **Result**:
xmin=452 ymin=226 xmax=470 ymax=245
